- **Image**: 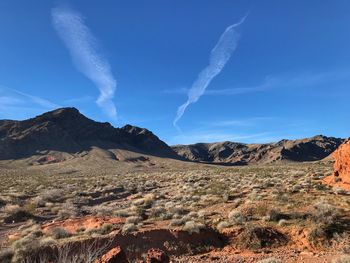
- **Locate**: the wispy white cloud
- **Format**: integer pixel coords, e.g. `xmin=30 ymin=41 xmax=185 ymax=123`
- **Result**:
xmin=173 ymin=15 xmax=248 ymax=128
xmin=207 ymin=117 xmax=277 ymax=127
xmin=63 ymin=95 xmax=94 ymax=105
xmin=170 ymin=130 xmax=271 ymax=145
xmin=0 ymin=85 xmax=60 ymax=119
xmin=165 ymin=68 xmax=350 ymax=97
xmin=52 ymin=5 xmax=117 ymax=119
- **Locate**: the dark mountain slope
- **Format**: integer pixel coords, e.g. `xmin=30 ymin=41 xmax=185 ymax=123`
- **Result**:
xmin=0 ymin=108 xmax=179 ymax=160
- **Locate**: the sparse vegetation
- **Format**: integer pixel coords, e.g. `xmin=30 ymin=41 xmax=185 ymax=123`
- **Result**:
xmin=0 ymin=158 xmax=349 ymax=262
xmin=332 ymin=255 xmax=350 ymax=263
xmin=257 ymin=257 xmax=282 ymax=263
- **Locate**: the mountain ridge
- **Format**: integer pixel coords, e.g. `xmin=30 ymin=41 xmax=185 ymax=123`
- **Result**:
xmin=0 ymin=107 xmax=345 ymax=165
xmin=0 ymin=107 xmax=179 ymax=161
xmin=172 ymin=135 xmax=344 ymax=165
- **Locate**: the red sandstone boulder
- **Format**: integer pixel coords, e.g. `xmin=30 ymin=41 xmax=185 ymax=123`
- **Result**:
xmin=145 ymin=248 xmax=169 ymax=263
xmin=333 ymin=139 xmax=350 ymax=184
xmin=96 ymin=246 xmax=128 ymax=263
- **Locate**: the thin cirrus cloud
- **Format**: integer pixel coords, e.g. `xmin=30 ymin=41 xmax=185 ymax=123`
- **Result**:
xmin=169 ymin=130 xmax=271 ymax=145
xmin=52 ymin=5 xmax=117 ymax=119
xmin=0 ymin=85 xmax=60 ymax=119
xmin=173 ymin=14 xmax=248 ymax=128
xmin=165 ymin=68 xmax=350 ymax=97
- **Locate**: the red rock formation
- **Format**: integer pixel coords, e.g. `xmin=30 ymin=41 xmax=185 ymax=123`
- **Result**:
xmin=96 ymin=246 xmax=129 ymax=263
xmin=145 ymin=248 xmax=169 ymax=263
xmin=333 ymin=139 xmax=350 ymax=185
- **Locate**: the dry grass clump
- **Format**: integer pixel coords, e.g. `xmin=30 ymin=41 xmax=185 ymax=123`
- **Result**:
xmin=50 ymin=227 xmax=71 ymax=239
xmin=10 ymin=225 xmax=57 ymax=262
xmin=122 ymin=223 xmax=138 ymax=234
xmin=84 ymin=223 xmax=115 ymax=236
xmin=114 ymin=208 xmax=131 ymax=217
xmin=126 ymin=215 xmax=142 ymax=224
xmin=312 ymin=200 xmax=339 ymax=225
xmin=237 ymin=225 xmax=288 ymax=250
xmin=216 ymin=221 xmax=231 ymax=231
xmin=2 ymin=204 xmax=35 ymax=224
xmin=98 ymin=223 xmax=114 ymax=235
xmin=257 ymin=257 xmax=282 ymax=263
xmin=332 ymin=255 xmax=350 ymax=263
xmin=36 ymin=189 xmax=65 ymax=203
xmin=0 ymin=248 xmax=14 ymax=263
xmin=228 ymin=210 xmax=246 ymax=225
xmin=0 ymin=198 xmax=6 ymax=208
xmin=308 ymin=200 xmax=342 ymax=245
xmin=182 ymin=220 xmax=205 ymax=234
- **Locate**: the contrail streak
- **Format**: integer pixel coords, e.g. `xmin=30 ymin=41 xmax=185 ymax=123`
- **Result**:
xmin=173 ymin=15 xmax=247 ymax=127
xmin=52 ymin=6 xmax=117 ymax=118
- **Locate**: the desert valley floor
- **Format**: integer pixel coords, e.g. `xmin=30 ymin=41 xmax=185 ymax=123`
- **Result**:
xmin=1 ymin=153 xmax=350 ymax=263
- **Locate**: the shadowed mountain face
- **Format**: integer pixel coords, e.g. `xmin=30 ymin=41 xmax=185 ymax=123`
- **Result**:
xmin=0 ymin=108 xmax=179 ymax=160
xmin=0 ymin=107 xmax=344 ymax=165
xmin=172 ymin=136 xmax=344 ymax=165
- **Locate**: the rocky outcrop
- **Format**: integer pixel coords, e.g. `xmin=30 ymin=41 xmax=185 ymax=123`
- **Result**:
xmin=0 ymin=107 xmax=179 ymax=160
xmin=333 ymin=139 xmax=350 ymax=184
xmin=96 ymin=246 xmax=128 ymax=263
xmin=172 ymin=135 xmax=344 ymax=165
xmin=145 ymin=248 xmax=169 ymax=263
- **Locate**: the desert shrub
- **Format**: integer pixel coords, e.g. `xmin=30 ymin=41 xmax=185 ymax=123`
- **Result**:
xmin=308 ymin=223 xmax=342 ymax=245
xmin=113 ymin=208 xmax=130 ymax=217
xmin=76 ymin=227 xmax=86 ymax=233
xmin=91 ymin=206 xmax=113 ymax=216
xmin=132 ymin=205 xmax=147 ymax=218
xmin=122 ymin=223 xmax=137 ymax=234
xmin=0 ymin=248 xmax=14 ymax=263
xmin=55 ymin=239 xmax=112 ymax=263
xmin=31 ymin=196 xmax=46 ymax=208
xmin=149 ymin=206 xmax=172 ymax=220
xmin=0 ymin=198 xmax=6 ymax=208
xmin=257 ymin=257 xmax=282 ymax=263
xmin=3 ymin=205 xmax=34 ymax=224
xmin=50 ymin=227 xmax=71 ymax=239
xmin=132 ymin=198 xmax=145 ymax=206
xmin=228 ymin=210 xmax=246 ymax=225
xmin=143 ymin=193 xmax=155 ymax=207
xmin=332 ymin=255 xmax=350 ymax=263
xmin=169 ymin=218 xmax=184 ymax=227
xmin=237 ymin=225 xmax=288 ymax=250
xmin=38 ymin=189 xmax=65 ymax=203
xmin=98 ymin=223 xmax=114 ymax=235
xmin=333 ymin=187 xmax=347 ymax=195
xmin=265 ymin=209 xmax=286 ymax=222
xmin=217 ymin=221 xmax=231 ymax=231
xmin=308 ymin=201 xmax=341 ymax=244
xmin=11 ymin=229 xmax=55 ymax=262
xmin=126 ymin=216 xmax=142 ymax=224
xmin=312 ymin=201 xmax=339 ymax=225
xmin=278 ymin=219 xmax=288 ymax=226
xmin=183 ymin=221 xmax=205 ymax=234
xmin=57 ymin=202 xmax=79 ymax=219
xmin=168 ymin=205 xmax=187 ymax=215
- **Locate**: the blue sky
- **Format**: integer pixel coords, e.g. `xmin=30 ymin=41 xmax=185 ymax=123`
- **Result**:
xmin=0 ymin=0 xmax=349 ymax=145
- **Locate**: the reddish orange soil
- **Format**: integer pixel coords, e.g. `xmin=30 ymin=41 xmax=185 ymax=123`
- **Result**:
xmin=95 ymin=246 xmax=128 ymax=263
xmin=42 ymin=216 xmax=125 ymax=234
xmin=35 ymin=216 xmax=346 ymax=262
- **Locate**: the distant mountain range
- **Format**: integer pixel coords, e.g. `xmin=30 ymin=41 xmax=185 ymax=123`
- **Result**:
xmin=172 ymin=136 xmax=344 ymax=165
xmin=0 ymin=108 xmax=344 ymax=165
